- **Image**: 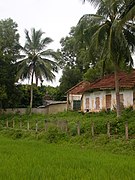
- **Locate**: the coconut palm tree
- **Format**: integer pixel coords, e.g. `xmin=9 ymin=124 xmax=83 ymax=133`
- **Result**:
xmin=16 ymin=28 xmax=60 ymax=113
xmin=80 ymin=0 xmax=135 ymax=117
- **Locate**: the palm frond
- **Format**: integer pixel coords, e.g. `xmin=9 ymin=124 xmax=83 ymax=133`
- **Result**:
xmin=39 ymin=57 xmax=58 ymax=72
xmin=82 ymin=0 xmax=104 ymax=8
xmin=41 ymin=37 xmax=53 ymax=46
xmin=120 ymin=1 xmax=135 ymax=25
xmin=16 ymin=58 xmax=31 ymax=81
xmin=38 ymin=61 xmax=56 ymax=82
xmin=32 ymin=28 xmax=44 ymax=50
xmin=123 ymin=28 xmax=135 ymax=52
xmin=90 ymin=21 xmax=110 ymax=49
xmin=40 ymin=49 xmax=59 ymax=60
xmin=24 ymin=29 xmax=32 ymax=47
xmin=78 ymin=14 xmax=104 ymax=25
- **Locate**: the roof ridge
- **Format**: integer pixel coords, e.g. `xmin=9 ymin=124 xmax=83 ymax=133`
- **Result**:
xmin=66 ymin=80 xmax=90 ymax=93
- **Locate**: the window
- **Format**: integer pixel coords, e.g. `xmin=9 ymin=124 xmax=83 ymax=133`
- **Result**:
xmin=95 ymin=97 xmax=100 ymax=110
xmin=86 ymin=98 xmax=90 ymax=110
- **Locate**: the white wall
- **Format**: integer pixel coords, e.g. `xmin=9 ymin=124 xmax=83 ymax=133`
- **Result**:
xmin=122 ymin=89 xmax=133 ymax=107
xmin=1 ymin=103 xmax=67 ymax=115
xmin=68 ymin=94 xmax=82 ymax=110
xmin=82 ymin=89 xmax=133 ymax=112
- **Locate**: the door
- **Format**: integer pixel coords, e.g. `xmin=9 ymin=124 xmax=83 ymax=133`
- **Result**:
xmin=95 ymin=97 xmax=100 ymax=110
xmin=73 ymin=100 xmax=81 ymax=111
xmin=106 ymin=95 xmax=111 ymax=110
xmin=86 ymin=98 xmax=90 ymax=110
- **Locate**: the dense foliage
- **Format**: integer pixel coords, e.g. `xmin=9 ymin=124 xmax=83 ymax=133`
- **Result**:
xmin=0 ymin=18 xmax=20 ymax=108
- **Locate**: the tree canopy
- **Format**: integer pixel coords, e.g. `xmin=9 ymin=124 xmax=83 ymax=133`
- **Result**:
xmin=0 ymin=18 xmax=20 ymax=108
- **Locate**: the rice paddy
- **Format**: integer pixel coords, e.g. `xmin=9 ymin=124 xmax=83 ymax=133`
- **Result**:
xmin=0 ymin=136 xmax=135 ymax=180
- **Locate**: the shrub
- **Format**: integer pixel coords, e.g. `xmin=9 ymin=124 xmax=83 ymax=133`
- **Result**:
xmin=44 ymin=126 xmax=67 ymax=143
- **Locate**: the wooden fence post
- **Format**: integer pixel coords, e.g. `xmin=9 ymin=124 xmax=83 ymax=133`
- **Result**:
xmin=125 ymin=121 xmax=128 ymax=140
xmin=59 ymin=121 xmax=63 ymax=131
xmin=44 ymin=120 xmax=48 ymax=131
xmin=107 ymin=122 xmax=110 ymax=138
xmin=77 ymin=121 xmax=80 ymax=135
xmin=19 ymin=120 xmax=22 ymax=129
xmin=115 ymin=127 xmax=118 ymax=134
xmin=65 ymin=120 xmax=68 ymax=133
xmin=36 ymin=120 xmax=38 ymax=132
xmin=27 ymin=121 xmax=30 ymax=131
xmin=12 ymin=120 xmax=15 ymax=128
xmin=6 ymin=120 xmax=8 ymax=128
xmin=91 ymin=122 xmax=94 ymax=137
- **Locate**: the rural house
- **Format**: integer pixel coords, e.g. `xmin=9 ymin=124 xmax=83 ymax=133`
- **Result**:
xmin=82 ymin=71 xmax=135 ymax=112
xmin=66 ymin=81 xmax=91 ymax=111
xmin=67 ymin=71 xmax=135 ymax=112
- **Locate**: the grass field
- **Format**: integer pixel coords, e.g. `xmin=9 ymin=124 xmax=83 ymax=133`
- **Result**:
xmin=0 ymin=136 xmax=135 ymax=180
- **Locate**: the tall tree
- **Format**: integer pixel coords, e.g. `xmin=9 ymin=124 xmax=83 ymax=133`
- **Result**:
xmin=0 ymin=18 xmax=20 ymax=108
xmin=80 ymin=0 xmax=135 ymax=117
xmin=16 ymin=28 xmax=60 ymax=113
xmin=59 ymin=66 xmax=83 ymax=94
xmin=59 ymin=26 xmax=96 ymax=93
xmin=59 ymin=27 xmax=77 ymax=68
xmin=60 ymin=26 xmax=95 ymax=73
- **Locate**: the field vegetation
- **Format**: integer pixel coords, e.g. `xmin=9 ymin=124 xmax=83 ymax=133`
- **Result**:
xmin=0 ymin=135 xmax=135 ymax=180
xmin=0 ymin=109 xmax=135 ymax=179
xmin=0 ymin=109 xmax=135 ymax=153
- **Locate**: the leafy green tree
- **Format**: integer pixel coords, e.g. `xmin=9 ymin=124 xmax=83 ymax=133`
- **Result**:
xmin=59 ymin=24 xmax=105 ymax=93
xmin=45 ymin=86 xmax=60 ymax=100
xmin=59 ymin=27 xmax=77 ymax=68
xmin=60 ymin=26 xmax=93 ymax=73
xmin=59 ymin=27 xmax=93 ymax=94
xmin=80 ymin=0 xmax=135 ymax=117
xmin=59 ymin=66 xmax=83 ymax=94
xmin=0 ymin=18 xmax=20 ymax=108
xmin=16 ymin=28 xmax=60 ymax=113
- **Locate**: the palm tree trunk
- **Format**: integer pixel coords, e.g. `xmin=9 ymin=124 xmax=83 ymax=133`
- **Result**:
xmin=30 ymin=70 xmax=34 ymax=114
xmin=114 ymin=63 xmax=121 ymax=118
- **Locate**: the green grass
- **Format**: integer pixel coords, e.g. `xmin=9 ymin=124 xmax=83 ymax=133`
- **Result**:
xmin=0 ymin=136 xmax=135 ymax=180
xmin=1 ymin=109 xmax=135 ymax=137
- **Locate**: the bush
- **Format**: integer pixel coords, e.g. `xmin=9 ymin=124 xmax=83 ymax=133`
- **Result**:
xmin=44 ymin=126 xmax=68 ymax=143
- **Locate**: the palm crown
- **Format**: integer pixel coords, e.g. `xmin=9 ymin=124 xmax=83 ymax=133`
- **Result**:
xmin=80 ymin=0 xmax=135 ymax=67
xmin=16 ymin=28 xmax=59 ymax=84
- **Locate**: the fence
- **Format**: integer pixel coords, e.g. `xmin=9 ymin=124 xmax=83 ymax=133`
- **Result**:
xmin=0 ymin=119 xmax=132 ymax=140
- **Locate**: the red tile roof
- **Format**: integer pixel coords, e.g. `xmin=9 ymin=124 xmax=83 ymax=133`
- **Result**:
xmin=67 ymin=81 xmax=91 ymax=94
xmin=84 ymin=70 xmax=135 ymax=92
xmin=67 ymin=70 xmax=135 ymax=95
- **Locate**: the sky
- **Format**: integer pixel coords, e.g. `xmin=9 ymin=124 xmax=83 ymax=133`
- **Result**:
xmin=0 ymin=0 xmax=96 ymax=86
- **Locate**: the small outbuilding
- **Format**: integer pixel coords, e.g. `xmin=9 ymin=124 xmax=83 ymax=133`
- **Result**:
xmin=66 ymin=81 xmax=91 ymax=111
